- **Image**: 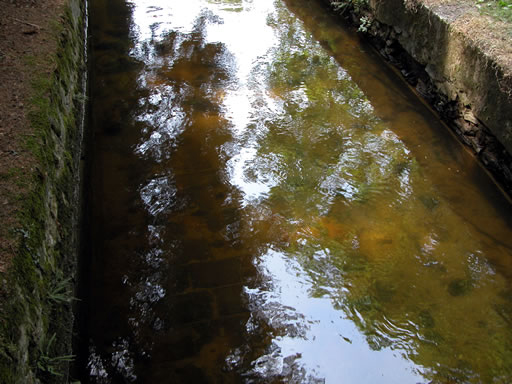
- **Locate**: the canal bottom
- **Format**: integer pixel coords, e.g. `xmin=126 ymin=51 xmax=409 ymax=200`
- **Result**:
xmin=74 ymin=0 xmax=512 ymax=382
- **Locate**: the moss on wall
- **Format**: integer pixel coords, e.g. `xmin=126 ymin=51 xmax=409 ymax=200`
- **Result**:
xmin=0 ymin=0 xmax=86 ymax=382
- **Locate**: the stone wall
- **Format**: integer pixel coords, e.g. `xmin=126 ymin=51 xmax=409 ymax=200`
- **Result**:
xmin=0 ymin=0 xmax=87 ymax=382
xmin=327 ymin=0 xmax=512 ymax=193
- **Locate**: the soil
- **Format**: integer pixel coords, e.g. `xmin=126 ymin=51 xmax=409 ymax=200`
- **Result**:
xmin=0 ymin=0 xmax=63 ymax=273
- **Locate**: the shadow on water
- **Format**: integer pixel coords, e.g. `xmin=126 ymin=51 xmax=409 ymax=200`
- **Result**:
xmin=78 ymin=0 xmax=512 ymax=382
xmin=80 ymin=0 xmax=272 ymax=381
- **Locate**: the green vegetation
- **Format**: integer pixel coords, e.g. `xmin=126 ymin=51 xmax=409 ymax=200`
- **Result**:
xmin=36 ymin=334 xmax=75 ymax=377
xmin=329 ymin=0 xmax=372 ymax=32
xmin=332 ymin=0 xmax=512 ymax=29
xmin=48 ymin=274 xmax=77 ymax=304
xmin=0 ymin=1 xmax=86 ymax=382
xmin=476 ymin=0 xmax=512 ymax=23
xmin=331 ymin=0 xmax=369 ymax=13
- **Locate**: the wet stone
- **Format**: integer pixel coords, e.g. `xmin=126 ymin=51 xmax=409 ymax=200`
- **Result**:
xmin=181 ymin=239 xmax=213 ymax=262
xmin=148 ymin=362 xmax=209 ymax=384
xmin=188 ymin=257 xmax=242 ymax=289
xmin=419 ymin=194 xmax=440 ymax=211
xmin=213 ymin=284 xmax=248 ymax=317
xmin=216 ymin=314 xmax=251 ymax=345
xmin=151 ymin=321 xmax=216 ymax=362
xmin=159 ymin=290 xmax=214 ymax=325
xmin=373 ymin=280 xmax=396 ymax=303
xmin=423 ymin=329 xmax=445 ymax=345
xmin=448 ymin=278 xmax=474 ymax=297
xmin=166 ymin=264 xmax=190 ymax=294
xmin=418 ymin=309 xmax=436 ymax=329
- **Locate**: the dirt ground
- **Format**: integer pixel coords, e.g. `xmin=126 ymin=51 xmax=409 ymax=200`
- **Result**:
xmin=0 ymin=0 xmax=63 ymax=273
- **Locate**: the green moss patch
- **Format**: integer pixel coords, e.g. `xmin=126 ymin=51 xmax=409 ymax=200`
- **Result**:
xmin=0 ymin=0 xmax=86 ymax=382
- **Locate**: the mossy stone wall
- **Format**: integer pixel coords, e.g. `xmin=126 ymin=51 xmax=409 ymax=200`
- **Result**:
xmin=0 ymin=0 xmax=86 ymax=382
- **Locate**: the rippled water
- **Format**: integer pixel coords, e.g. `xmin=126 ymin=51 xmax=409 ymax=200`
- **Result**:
xmin=80 ymin=0 xmax=512 ymax=382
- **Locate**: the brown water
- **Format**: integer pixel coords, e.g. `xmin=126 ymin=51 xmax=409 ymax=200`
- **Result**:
xmin=80 ymin=0 xmax=512 ymax=382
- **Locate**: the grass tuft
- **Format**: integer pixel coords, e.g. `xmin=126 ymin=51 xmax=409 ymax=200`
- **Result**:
xmin=476 ymin=0 xmax=512 ymax=23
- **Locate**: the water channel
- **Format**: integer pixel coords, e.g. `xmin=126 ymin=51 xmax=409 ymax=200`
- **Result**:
xmin=79 ymin=0 xmax=512 ymax=382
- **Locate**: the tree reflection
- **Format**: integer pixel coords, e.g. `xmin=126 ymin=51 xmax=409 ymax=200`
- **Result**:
xmin=238 ymin=1 xmax=512 ymax=382
xmin=84 ymin=0 xmax=512 ymax=382
xmin=86 ymin=0 xmax=254 ymax=382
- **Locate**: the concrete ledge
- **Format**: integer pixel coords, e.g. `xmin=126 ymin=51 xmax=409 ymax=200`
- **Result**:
xmin=372 ymin=0 xmax=512 ymax=147
xmin=328 ymin=0 xmax=512 ymax=193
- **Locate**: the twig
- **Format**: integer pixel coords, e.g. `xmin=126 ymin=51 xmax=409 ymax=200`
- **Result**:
xmin=12 ymin=18 xmax=42 ymax=30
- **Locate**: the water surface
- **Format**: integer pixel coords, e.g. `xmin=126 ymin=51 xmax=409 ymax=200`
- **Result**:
xmin=81 ymin=0 xmax=512 ymax=382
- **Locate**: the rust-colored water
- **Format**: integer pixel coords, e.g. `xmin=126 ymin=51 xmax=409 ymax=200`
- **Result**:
xmin=80 ymin=0 xmax=512 ymax=382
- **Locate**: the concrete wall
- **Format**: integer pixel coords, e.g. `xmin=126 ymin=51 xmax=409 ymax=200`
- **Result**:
xmin=370 ymin=0 xmax=512 ymax=155
xmin=325 ymin=0 xmax=512 ymax=192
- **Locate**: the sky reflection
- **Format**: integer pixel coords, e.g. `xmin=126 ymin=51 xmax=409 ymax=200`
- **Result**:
xmin=244 ymin=249 xmax=424 ymax=382
xmin=84 ymin=0 xmax=512 ymax=382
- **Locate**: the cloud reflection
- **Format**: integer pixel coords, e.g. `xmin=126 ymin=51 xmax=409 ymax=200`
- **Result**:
xmin=85 ymin=0 xmax=512 ymax=382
